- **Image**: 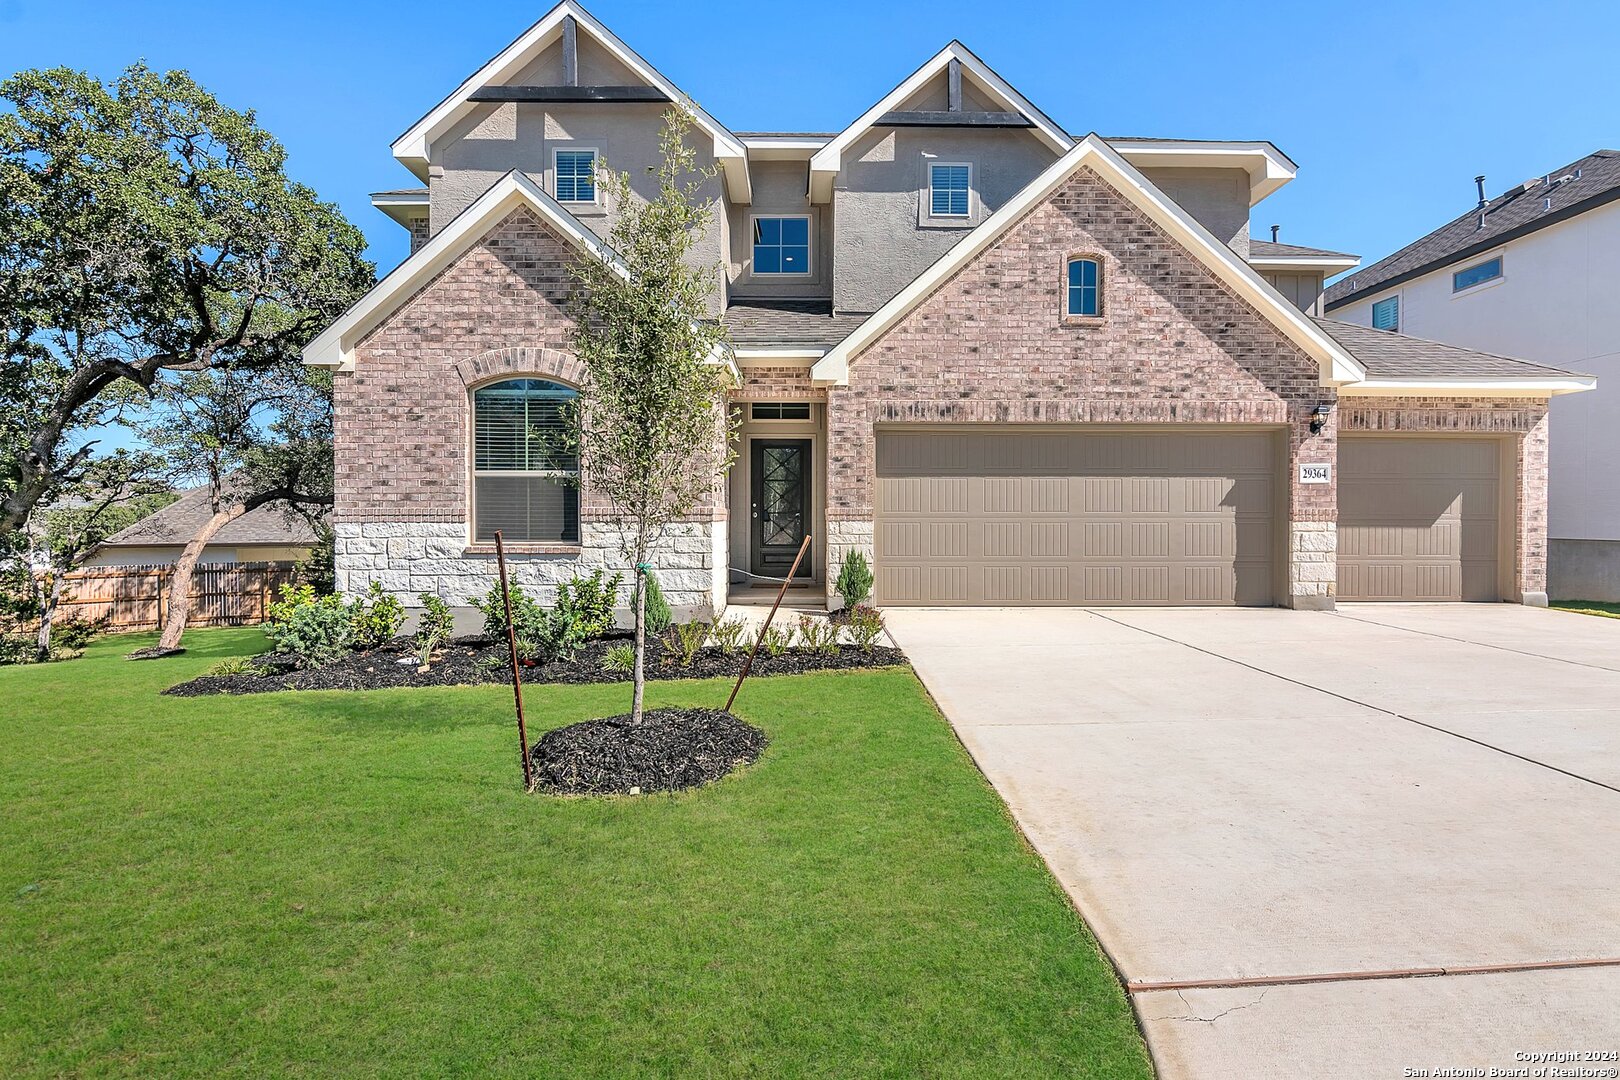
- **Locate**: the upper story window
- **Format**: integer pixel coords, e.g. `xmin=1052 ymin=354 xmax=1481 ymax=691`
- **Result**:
xmin=752 ymin=216 xmax=811 ymax=275
xmin=1066 ymin=257 xmax=1101 ymax=317
xmin=929 ymin=163 xmax=971 ymax=217
xmin=472 ymin=378 xmax=579 ymax=543
xmin=1372 ymin=296 xmax=1399 ymax=331
xmin=1452 ymin=256 xmax=1502 ymax=292
xmin=554 ymin=149 xmax=598 ymax=204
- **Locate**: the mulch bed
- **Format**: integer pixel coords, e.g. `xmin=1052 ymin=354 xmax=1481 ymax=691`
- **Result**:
xmin=163 ymin=632 xmax=907 ymax=697
xmin=529 ymin=707 xmax=767 ymax=795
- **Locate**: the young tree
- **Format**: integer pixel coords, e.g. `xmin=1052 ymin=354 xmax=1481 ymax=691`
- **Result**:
xmin=568 ymin=109 xmax=736 ymax=723
xmin=0 ymin=63 xmax=372 ymax=537
xmin=133 ymin=365 xmax=334 ymax=656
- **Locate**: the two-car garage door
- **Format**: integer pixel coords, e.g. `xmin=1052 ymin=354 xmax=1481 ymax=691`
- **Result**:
xmin=875 ymin=429 xmax=1277 ymax=606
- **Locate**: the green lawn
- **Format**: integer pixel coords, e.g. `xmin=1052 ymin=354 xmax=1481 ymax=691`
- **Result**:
xmin=1553 ymin=600 xmax=1620 ymax=620
xmin=1 ymin=630 xmax=1149 ymax=1078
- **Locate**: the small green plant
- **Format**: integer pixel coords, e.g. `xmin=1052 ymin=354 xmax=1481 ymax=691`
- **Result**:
xmin=0 ymin=635 xmax=36 ymax=666
xmin=52 ymin=613 xmax=109 ymax=651
xmin=709 ymin=615 xmax=748 ymax=656
xmin=206 ymin=655 xmax=265 ymax=677
xmin=557 ymin=570 xmax=623 ymax=638
xmin=795 ymin=614 xmax=840 ymax=657
xmin=475 ymin=581 xmax=544 ymax=648
xmin=663 ymin=620 xmax=710 ymax=667
xmin=267 ymin=582 xmax=318 ymax=628
xmin=349 ymin=581 xmax=406 ymax=649
xmin=414 ymin=593 xmax=454 ymax=669
xmin=758 ymin=624 xmax=792 ymax=659
xmin=265 ymin=592 xmax=353 ymax=667
xmin=835 ymin=550 xmax=874 ymax=609
xmin=843 ymin=604 xmax=886 ymax=652
xmin=601 ymin=643 xmax=636 ymax=673
xmin=474 ymin=581 xmax=588 ymax=664
xmin=642 ymin=571 xmax=673 ymax=636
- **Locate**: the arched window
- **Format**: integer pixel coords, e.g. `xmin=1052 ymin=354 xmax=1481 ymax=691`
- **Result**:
xmin=1066 ymin=257 xmax=1101 ymax=317
xmin=472 ymin=378 xmax=579 ymax=543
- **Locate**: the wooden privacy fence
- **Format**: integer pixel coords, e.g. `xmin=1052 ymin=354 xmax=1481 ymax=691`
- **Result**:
xmin=56 ymin=562 xmax=300 ymax=631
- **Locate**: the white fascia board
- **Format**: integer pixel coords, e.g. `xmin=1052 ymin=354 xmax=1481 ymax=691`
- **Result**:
xmin=806 ymin=41 xmax=1073 ymax=203
xmin=1339 ymin=376 xmax=1596 ymax=397
xmin=1112 ymin=141 xmax=1297 ymax=205
xmin=812 ymin=135 xmax=1364 ymax=387
xmin=390 ymin=0 xmax=750 ymax=200
xmin=304 ymin=170 xmax=624 ymax=371
xmin=741 ymin=136 xmax=832 ymax=160
xmin=1248 ymin=255 xmax=1362 ymax=273
xmin=370 ymin=192 xmax=430 ymax=227
xmin=733 ymin=348 xmax=824 ymax=365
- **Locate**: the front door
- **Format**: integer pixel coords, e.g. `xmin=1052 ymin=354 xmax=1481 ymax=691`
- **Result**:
xmin=751 ymin=439 xmax=812 ymax=579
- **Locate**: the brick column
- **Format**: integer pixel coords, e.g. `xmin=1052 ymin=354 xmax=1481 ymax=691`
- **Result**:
xmin=1286 ymin=394 xmax=1338 ymax=610
xmin=1516 ymin=412 xmax=1550 ymax=606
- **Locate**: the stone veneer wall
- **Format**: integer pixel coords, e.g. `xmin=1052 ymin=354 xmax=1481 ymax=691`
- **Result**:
xmin=1340 ymin=395 xmax=1551 ymax=604
xmin=826 ymin=163 xmax=1336 ymax=607
xmin=333 ymin=204 xmax=726 ymax=614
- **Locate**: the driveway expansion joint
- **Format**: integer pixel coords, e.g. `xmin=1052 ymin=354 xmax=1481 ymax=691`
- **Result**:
xmin=1128 ymin=956 xmax=1620 ymax=994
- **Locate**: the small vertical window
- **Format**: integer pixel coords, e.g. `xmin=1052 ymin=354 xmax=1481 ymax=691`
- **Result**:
xmin=555 ymin=149 xmax=597 ymax=203
xmin=1452 ymin=257 xmax=1502 ymax=292
xmin=929 ymin=163 xmax=971 ymax=217
xmin=1372 ymin=296 xmax=1399 ymax=331
xmin=1066 ymin=258 xmax=1100 ymax=317
xmin=752 ymin=217 xmax=811 ymax=275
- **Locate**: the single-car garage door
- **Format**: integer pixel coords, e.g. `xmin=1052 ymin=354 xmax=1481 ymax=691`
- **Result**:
xmin=1338 ymin=436 xmax=1501 ymax=602
xmin=874 ymin=428 xmax=1278 ymax=606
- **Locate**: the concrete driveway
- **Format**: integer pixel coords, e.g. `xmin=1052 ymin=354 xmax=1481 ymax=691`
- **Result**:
xmin=885 ymin=604 xmax=1620 ymax=1079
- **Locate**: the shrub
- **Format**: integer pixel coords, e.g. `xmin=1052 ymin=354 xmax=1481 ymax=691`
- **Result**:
xmin=52 ymin=613 xmax=110 ymax=651
xmin=349 ymin=581 xmax=406 ymax=649
xmin=474 ymin=582 xmax=584 ymax=664
xmin=265 ymin=592 xmax=353 ymax=667
xmin=758 ymin=624 xmax=792 ymax=659
xmin=267 ymin=582 xmax=318 ymax=628
xmin=663 ymin=620 xmax=710 ymax=666
xmin=641 ymin=571 xmax=673 ymax=636
xmin=709 ymin=615 xmax=749 ymax=656
xmin=835 ymin=551 xmax=874 ymax=609
xmin=0 ymin=635 xmax=37 ymax=666
xmin=475 ymin=581 xmax=544 ymax=647
xmin=556 ymin=570 xmax=623 ymax=639
xmin=795 ymin=614 xmax=840 ymax=657
xmin=414 ymin=593 xmax=454 ymax=669
xmin=602 ymin=643 xmax=635 ymax=673
xmin=843 ymin=604 xmax=886 ymax=652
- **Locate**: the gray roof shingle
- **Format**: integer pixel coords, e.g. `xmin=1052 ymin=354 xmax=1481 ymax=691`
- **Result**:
xmin=1325 ymin=150 xmax=1620 ymax=309
xmin=1248 ymin=238 xmax=1358 ymax=260
xmin=99 ymin=485 xmax=323 ymax=549
xmin=723 ymin=298 xmax=869 ymax=349
xmin=1311 ymin=317 xmax=1589 ymax=380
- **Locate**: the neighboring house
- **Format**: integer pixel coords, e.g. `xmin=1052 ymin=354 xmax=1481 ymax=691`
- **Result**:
xmin=306 ymin=0 xmax=1594 ymax=614
xmin=83 ymin=486 xmax=320 ymax=568
xmin=1325 ymin=153 xmax=1620 ymax=601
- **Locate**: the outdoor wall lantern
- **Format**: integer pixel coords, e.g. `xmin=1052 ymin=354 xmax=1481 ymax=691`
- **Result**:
xmin=1309 ymin=403 xmax=1332 ymax=435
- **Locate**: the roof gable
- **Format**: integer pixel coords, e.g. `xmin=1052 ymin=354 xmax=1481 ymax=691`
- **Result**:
xmin=391 ymin=1 xmax=751 ymax=201
xmin=303 ymin=170 xmax=623 ymax=371
xmin=807 ymin=42 xmax=1072 ymax=203
xmin=812 ymin=135 xmax=1365 ymax=386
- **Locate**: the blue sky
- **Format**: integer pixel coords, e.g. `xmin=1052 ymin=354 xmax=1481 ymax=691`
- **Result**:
xmin=3 ymin=0 xmax=1617 ymax=278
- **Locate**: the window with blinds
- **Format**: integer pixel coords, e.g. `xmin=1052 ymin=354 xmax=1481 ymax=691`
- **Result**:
xmin=929 ymin=163 xmax=971 ymax=217
xmin=555 ymin=149 xmax=597 ymax=204
xmin=1372 ymin=295 xmax=1399 ymax=331
xmin=472 ymin=379 xmax=580 ymax=543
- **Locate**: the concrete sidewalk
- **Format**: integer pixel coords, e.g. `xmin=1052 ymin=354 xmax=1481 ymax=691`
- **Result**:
xmin=886 ymin=605 xmax=1620 ymax=1079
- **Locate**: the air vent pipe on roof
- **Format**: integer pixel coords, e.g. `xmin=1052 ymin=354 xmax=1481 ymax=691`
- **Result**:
xmin=1270 ymin=224 xmax=1280 ymax=243
xmin=1475 ymin=175 xmax=1488 ymax=208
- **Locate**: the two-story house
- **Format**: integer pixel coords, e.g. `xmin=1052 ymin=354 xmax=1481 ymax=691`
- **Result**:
xmin=1325 ymin=155 xmax=1620 ymax=601
xmin=305 ymin=1 xmax=1594 ymax=616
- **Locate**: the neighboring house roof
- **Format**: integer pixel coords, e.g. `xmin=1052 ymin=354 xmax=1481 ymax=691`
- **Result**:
xmin=98 ymin=486 xmax=321 ymax=548
xmin=1249 ymin=238 xmax=1357 ymax=260
xmin=389 ymin=0 xmax=753 ymax=202
xmin=1325 ymin=149 xmax=1620 ymax=310
xmin=304 ymin=170 xmax=625 ymax=370
xmin=807 ymin=41 xmax=1073 ymax=203
xmin=1314 ymin=318 xmax=1595 ymax=396
xmin=811 ymin=134 xmax=1367 ymax=387
xmin=1247 ymin=237 xmax=1360 ymax=275
xmin=724 ymin=299 xmax=869 ymax=350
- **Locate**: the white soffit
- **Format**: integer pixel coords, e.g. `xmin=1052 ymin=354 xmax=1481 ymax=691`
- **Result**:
xmin=811 ymin=134 xmax=1364 ymax=387
xmin=304 ymin=171 xmax=624 ymax=371
xmin=1339 ymin=377 xmax=1596 ymax=397
xmin=370 ymin=191 xmax=429 ymax=227
xmin=1110 ymin=141 xmax=1298 ymax=205
xmin=1247 ymin=254 xmax=1362 ymax=274
xmin=806 ymin=41 xmax=1073 ymax=203
xmin=390 ymin=0 xmax=752 ymax=202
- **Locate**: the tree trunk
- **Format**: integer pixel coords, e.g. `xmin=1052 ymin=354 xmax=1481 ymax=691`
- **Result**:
xmin=34 ymin=573 xmax=63 ymax=662
xmin=631 ymin=545 xmax=648 ymax=724
xmin=153 ymin=502 xmax=246 ymax=652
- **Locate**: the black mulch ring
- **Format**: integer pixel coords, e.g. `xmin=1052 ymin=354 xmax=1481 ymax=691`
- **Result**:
xmin=163 ymin=632 xmax=907 ymax=696
xmin=529 ymin=707 xmax=767 ymax=796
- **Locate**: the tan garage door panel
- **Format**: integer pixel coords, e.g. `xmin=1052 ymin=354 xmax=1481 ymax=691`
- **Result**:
xmin=1338 ymin=437 xmax=1500 ymax=602
xmin=875 ymin=430 xmax=1277 ymax=606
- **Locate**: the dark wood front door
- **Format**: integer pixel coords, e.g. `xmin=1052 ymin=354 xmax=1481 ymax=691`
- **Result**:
xmin=750 ymin=439 xmax=812 ymax=579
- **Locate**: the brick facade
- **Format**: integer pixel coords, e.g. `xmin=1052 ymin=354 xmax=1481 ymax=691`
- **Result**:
xmin=733 ymin=364 xmax=825 ymax=401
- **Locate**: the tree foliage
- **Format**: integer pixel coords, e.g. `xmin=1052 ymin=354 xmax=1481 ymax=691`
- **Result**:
xmin=0 ymin=62 xmax=372 ymax=535
xmin=566 ymin=108 xmax=736 ymax=722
